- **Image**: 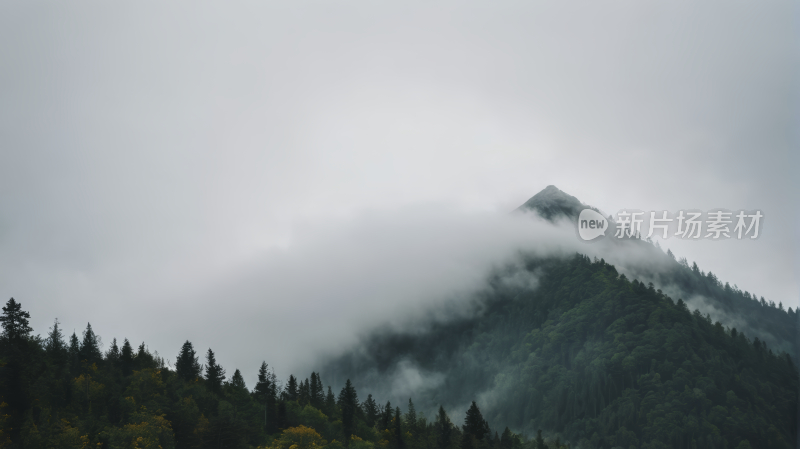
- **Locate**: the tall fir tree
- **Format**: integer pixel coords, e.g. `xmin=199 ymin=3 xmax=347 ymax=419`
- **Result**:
xmin=363 ymin=394 xmax=379 ymax=427
xmin=78 ymin=322 xmax=102 ymax=365
xmin=298 ymin=378 xmax=310 ymax=405
xmin=500 ymin=427 xmax=513 ymax=449
xmin=436 ymin=406 xmax=452 ymax=449
xmin=120 ymin=338 xmax=134 ymax=377
xmin=381 ymin=401 xmax=393 ymax=431
xmin=0 ymin=298 xmax=32 ymax=341
xmin=461 ymin=401 xmax=488 ymax=449
xmin=324 ymin=386 xmax=337 ymax=419
xmin=405 ymin=398 xmax=417 ymax=433
xmin=254 ymin=362 xmax=277 ymax=431
xmin=310 ymin=372 xmax=325 ymax=409
xmin=285 ymin=375 xmax=298 ymax=401
xmin=175 ymin=340 xmax=201 ymax=381
xmin=106 ymin=338 xmax=120 ymax=365
xmin=337 ymin=379 xmax=359 ymax=446
xmin=231 ymin=369 xmax=246 ymax=390
xmin=204 ymin=348 xmax=225 ymax=394
xmin=68 ymin=331 xmax=81 ymax=374
xmin=45 ymin=318 xmax=67 ymax=356
xmin=393 ymin=406 xmax=406 ymax=449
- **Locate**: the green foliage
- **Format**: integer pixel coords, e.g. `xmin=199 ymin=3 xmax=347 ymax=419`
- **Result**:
xmin=0 ymin=298 xmax=32 ymax=341
xmin=175 ymin=340 xmax=201 ymax=382
xmin=204 ymin=348 xmax=225 ymax=394
xmin=337 ymin=379 xmax=359 ymax=445
xmin=1 ymin=254 xmax=796 ymax=449
xmin=78 ymin=323 xmax=102 ymax=365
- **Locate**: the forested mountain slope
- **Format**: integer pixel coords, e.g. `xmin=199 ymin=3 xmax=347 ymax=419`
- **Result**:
xmin=516 ymin=186 xmax=796 ymax=354
xmin=322 ymin=254 xmax=798 ymax=448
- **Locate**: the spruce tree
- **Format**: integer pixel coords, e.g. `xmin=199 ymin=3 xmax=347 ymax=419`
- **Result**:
xmin=500 ymin=427 xmax=513 ymax=449
xmin=120 ymin=338 xmax=134 ymax=376
xmin=325 ymin=386 xmax=337 ymax=418
xmin=285 ymin=375 xmax=298 ymax=401
xmin=337 ymin=379 xmax=359 ymax=445
xmin=231 ymin=369 xmax=246 ymax=390
xmin=78 ymin=323 xmax=102 ymax=365
xmin=310 ymin=372 xmax=325 ymax=408
xmin=299 ymin=378 xmax=310 ymax=405
xmin=255 ymin=362 xmax=277 ymax=431
xmin=435 ymin=406 xmax=452 ymax=449
xmin=381 ymin=400 xmax=393 ymax=430
xmin=175 ymin=340 xmax=201 ymax=381
xmin=0 ymin=298 xmax=32 ymax=341
xmin=406 ymin=398 xmax=417 ymax=433
xmin=106 ymin=338 xmax=120 ymax=365
xmin=44 ymin=318 xmax=67 ymax=357
xmin=135 ymin=342 xmax=156 ymax=369
xmin=204 ymin=348 xmax=225 ymax=394
xmin=363 ymin=394 xmax=379 ymax=427
xmin=461 ymin=401 xmax=490 ymax=449
xmin=68 ymin=332 xmax=81 ymax=374
xmin=393 ymin=406 xmax=406 ymax=449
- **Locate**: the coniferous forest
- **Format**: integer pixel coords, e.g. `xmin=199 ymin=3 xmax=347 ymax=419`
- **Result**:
xmin=0 ymin=252 xmax=797 ymax=449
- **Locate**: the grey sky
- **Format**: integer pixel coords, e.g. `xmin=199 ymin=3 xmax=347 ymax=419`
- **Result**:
xmin=0 ymin=1 xmax=797 ymax=385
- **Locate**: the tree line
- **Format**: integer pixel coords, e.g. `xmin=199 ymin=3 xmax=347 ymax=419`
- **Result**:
xmin=0 ymin=297 xmax=566 ymax=449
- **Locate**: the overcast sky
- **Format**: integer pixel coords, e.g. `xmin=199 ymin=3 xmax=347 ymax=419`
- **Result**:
xmin=1 ymin=0 xmax=797 ymax=385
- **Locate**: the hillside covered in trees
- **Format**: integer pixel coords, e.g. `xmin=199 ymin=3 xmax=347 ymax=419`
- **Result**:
xmin=1 ymin=250 xmax=797 ymax=448
xmin=1 ymin=296 xmax=557 ymax=449
xmin=323 ymin=252 xmax=798 ymax=449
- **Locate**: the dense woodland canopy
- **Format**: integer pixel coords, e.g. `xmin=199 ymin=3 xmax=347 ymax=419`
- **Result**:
xmin=0 ymin=250 xmax=797 ymax=449
xmin=0 ymin=297 xmax=548 ymax=449
xmin=323 ymin=251 xmax=798 ymax=449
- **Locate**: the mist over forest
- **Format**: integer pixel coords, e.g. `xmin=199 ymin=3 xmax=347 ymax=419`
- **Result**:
xmin=1 ymin=1 xmax=796 ymax=447
xmin=1 ymin=187 xmax=796 ymax=449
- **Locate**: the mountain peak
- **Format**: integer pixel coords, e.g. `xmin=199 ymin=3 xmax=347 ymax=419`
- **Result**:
xmin=516 ymin=185 xmax=586 ymax=221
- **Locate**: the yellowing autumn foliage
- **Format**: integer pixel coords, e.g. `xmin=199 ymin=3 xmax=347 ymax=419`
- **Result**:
xmin=104 ymin=407 xmax=175 ymax=449
xmin=263 ymin=425 xmax=326 ymax=449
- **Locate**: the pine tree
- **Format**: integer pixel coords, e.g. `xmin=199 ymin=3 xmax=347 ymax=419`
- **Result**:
xmin=106 ymin=338 xmax=120 ymax=364
xmin=255 ymin=362 xmax=278 ymax=431
xmin=337 ymin=379 xmax=359 ymax=445
xmin=135 ymin=342 xmax=156 ymax=369
xmin=381 ymin=400 xmax=393 ymax=431
xmin=299 ymin=378 xmax=310 ymax=405
xmin=310 ymin=372 xmax=325 ymax=408
xmin=406 ymin=398 xmax=417 ymax=433
xmin=205 ymin=348 xmax=226 ymax=394
xmin=393 ymin=406 xmax=406 ymax=449
xmin=325 ymin=386 xmax=337 ymax=418
xmin=0 ymin=298 xmax=32 ymax=342
xmin=68 ymin=332 xmax=81 ymax=374
xmin=175 ymin=340 xmax=201 ymax=381
xmin=231 ymin=369 xmax=246 ymax=390
xmin=435 ymin=406 xmax=452 ymax=449
xmin=285 ymin=375 xmax=298 ymax=401
xmin=78 ymin=323 xmax=102 ymax=365
xmin=363 ymin=394 xmax=379 ymax=427
xmin=500 ymin=427 xmax=513 ymax=449
xmin=461 ymin=401 xmax=488 ymax=449
xmin=120 ymin=338 xmax=134 ymax=376
xmin=45 ymin=318 xmax=67 ymax=357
